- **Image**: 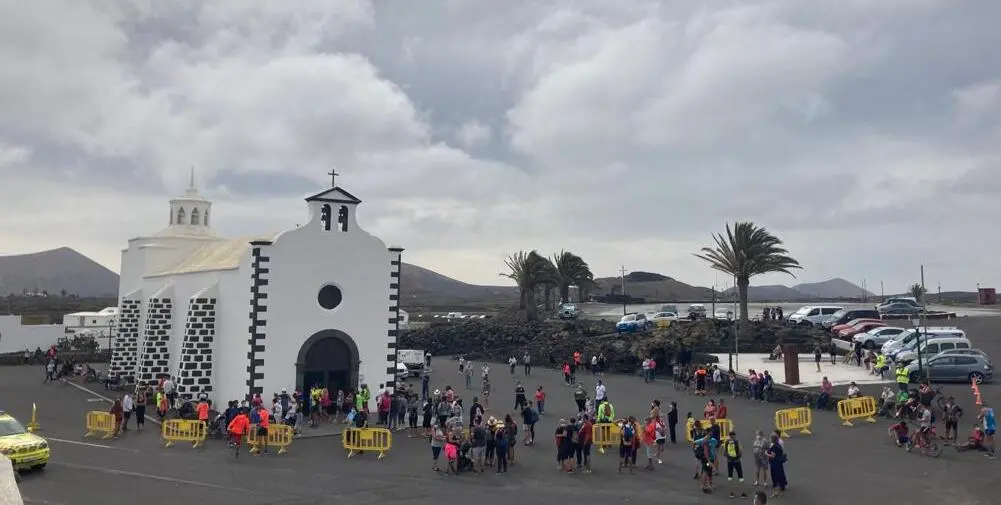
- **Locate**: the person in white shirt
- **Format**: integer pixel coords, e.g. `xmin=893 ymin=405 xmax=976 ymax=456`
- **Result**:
xmin=121 ymin=393 xmax=134 ymax=432
xmin=595 ymin=381 xmax=607 ymax=404
xmin=712 ymin=367 xmax=723 ymax=394
xmin=591 ymin=355 xmax=598 ymax=375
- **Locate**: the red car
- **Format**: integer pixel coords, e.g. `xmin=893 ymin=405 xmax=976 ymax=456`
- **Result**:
xmin=838 ymin=321 xmax=886 ymax=339
xmin=831 ymin=318 xmax=883 ymax=334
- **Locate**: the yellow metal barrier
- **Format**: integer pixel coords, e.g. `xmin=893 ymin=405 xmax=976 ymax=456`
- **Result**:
xmin=836 ymin=396 xmax=877 ymax=426
xmin=84 ymin=411 xmax=116 ymax=439
xmin=774 ymin=407 xmax=812 ymax=437
xmin=161 ymin=419 xmax=207 ymax=448
xmin=655 ymin=319 xmax=673 ymax=329
xmin=342 ymin=427 xmax=393 ymax=459
xmin=685 ymin=418 xmax=734 ymax=442
xmin=592 ymin=422 xmax=621 ymax=454
xmin=26 ymin=403 xmax=40 ymax=433
xmin=247 ymin=424 xmax=295 ymax=455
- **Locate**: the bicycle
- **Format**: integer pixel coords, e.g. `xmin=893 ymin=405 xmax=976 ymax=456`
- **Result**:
xmin=906 ymin=426 xmax=943 ymax=458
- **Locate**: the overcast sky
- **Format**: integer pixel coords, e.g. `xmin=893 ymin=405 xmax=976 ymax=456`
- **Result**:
xmin=1 ymin=0 xmax=999 ymax=292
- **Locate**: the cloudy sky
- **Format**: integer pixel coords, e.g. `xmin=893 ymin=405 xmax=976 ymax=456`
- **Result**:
xmin=1 ymin=0 xmax=999 ymax=292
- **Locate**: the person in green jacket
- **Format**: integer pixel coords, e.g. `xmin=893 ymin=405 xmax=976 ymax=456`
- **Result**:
xmin=895 ymin=365 xmax=909 ymax=392
xmin=357 ymin=384 xmax=371 ymax=412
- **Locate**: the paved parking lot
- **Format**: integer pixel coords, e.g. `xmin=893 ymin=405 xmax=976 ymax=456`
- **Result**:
xmin=2 ymin=354 xmax=997 ymax=505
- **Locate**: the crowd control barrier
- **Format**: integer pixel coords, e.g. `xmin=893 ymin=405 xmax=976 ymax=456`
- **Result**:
xmin=774 ymin=407 xmax=812 ymax=437
xmin=972 ymin=379 xmax=983 ymax=406
xmin=685 ymin=418 xmax=735 ymax=442
xmin=592 ymin=422 xmax=621 ymax=454
xmin=84 ymin=411 xmax=116 ymax=439
xmin=836 ymin=396 xmax=877 ymax=426
xmin=26 ymin=403 xmax=39 ymax=433
xmin=247 ymin=424 xmax=295 ymax=455
xmin=161 ymin=419 xmax=207 ymax=448
xmin=342 ymin=427 xmax=393 ymax=459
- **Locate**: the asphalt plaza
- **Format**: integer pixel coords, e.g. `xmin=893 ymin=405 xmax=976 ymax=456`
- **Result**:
xmin=2 ymin=358 xmax=996 ymax=505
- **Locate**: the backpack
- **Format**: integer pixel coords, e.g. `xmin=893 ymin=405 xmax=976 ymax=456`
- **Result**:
xmin=693 ymin=441 xmax=706 ymax=460
xmin=570 ymin=428 xmax=579 ymax=444
xmin=622 ymin=425 xmax=635 ymax=441
xmin=250 ymin=408 xmax=261 ymax=425
xmin=529 ymin=409 xmax=539 ymax=424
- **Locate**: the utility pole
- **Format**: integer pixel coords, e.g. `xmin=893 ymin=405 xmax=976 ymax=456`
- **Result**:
xmin=619 ymin=265 xmax=628 ymax=316
xmin=938 ymin=282 xmax=942 ymax=304
xmin=880 ymin=281 xmax=884 ymax=302
xmin=733 ymin=274 xmax=739 ymax=370
xmin=917 ymin=265 xmax=927 ymax=382
xmin=861 ymin=279 xmax=867 ymax=303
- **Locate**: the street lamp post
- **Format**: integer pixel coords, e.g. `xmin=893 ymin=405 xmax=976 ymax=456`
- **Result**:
xmin=916 ymin=265 xmax=928 ymax=382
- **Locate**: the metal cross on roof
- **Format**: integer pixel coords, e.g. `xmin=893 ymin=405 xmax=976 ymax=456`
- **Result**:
xmin=328 ymin=169 xmax=340 ymax=187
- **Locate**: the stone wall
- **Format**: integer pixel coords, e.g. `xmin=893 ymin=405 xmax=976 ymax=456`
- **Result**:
xmin=176 ymin=296 xmax=217 ymax=400
xmin=137 ymin=297 xmax=172 ymax=386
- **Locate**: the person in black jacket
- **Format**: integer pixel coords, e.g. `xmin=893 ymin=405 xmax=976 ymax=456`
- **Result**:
xmin=723 ymin=430 xmax=748 ymax=499
xmin=667 ymin=401 xmax=679 ymax=444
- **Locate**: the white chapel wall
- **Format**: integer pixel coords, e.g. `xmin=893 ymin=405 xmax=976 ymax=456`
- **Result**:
xmin=214 ymin=259 xmax=254 ymax=403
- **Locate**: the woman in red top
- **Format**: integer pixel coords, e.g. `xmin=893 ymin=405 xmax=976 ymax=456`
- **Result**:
xmin=562 ymin=363 xmax=572 ymax=385
xmin=579 ymin=417 xmax=593 ymax=473
xmin=535 ymin=386 xmax=546 ymax=415
xmin=716 ymin=400 xmax=728 ymax=419
xmin=110 ymin=399 xmax=124 ymax=437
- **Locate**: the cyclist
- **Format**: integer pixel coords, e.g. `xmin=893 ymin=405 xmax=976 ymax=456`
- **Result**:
xmin=227 ymin=408 xmax=251 ymax=457
xmin=889 ymin=420 xmax=909 ymax=447
xmin=911 ymin=404 xmax=933 ymax=448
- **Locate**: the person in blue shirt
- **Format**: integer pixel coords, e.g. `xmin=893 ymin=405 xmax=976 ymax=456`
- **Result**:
xmin=979 ymin=402 xmax=996 ymax=459
xmin=693 ymin=435 xmax=719 ymax=493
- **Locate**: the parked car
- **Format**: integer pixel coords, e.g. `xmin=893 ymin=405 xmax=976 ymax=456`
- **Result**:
xmin=853 ymin=326 xmax=907 ymax=350
xmin=878 ymin=302 xmax=924 ymax=317
xmin=651 ymin=312 xmax=678 ymax=328
xmin=687 ymin=304 xmax=707 ymax=320
xmin=881 ymin=327 xmax=965 ymax=355
xmin=831 ymin=318 xmax=884 ymax=334
xmin=930 ymin=348 xmax=991 ymax=364
xmin=893 ymin=336 xmax=972 ymax=365
xmin=905 ymin=354 xmax=992 ymax=383
xmin=616 ymin=313 xmax=651 ymax=332
xmin=838 ymin=321 xmax=886 ymax=339
xmin=713 ymin=308 xmax=734 ymax=320
xmin=658 ymin=304 xmax=679 ymax=315
xmin=557 ymin=303 xmax=579 ymax=320
xmin=875 ymin=297 xmax=921 ymax=310
xmin=788 ymin=305 xmax=843 ymax=326
xmin=823 ymin=309 xmax=882 ymax=329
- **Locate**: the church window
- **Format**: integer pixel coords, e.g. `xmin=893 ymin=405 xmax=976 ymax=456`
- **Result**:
xmin=190 ymin=208 xmax=200 ymax=225
xmin=320 ymin=204 xmax=332 ymax=231
xmin=317 ymin=284 xmax=343 ymax=310
xmin=177 ymin=207 xmax=185 ymax=225
xmin=337 ymin=205 xmax=349 ymax=232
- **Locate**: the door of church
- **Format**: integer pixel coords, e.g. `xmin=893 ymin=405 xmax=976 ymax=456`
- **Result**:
xmin=298 ymin=332 xmax=356 ymax=393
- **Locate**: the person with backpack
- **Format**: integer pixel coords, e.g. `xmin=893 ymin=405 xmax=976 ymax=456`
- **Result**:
xmin=521 ymin=401 xmax=538 ymax=445
xmin=693 ymin=433 xmax=718 ymax=494
xmin=724 ymin=431 xmax=749 ymax=499
xmin=494 ymin=425 xmax=510 ymax=473
xmin=619 ymin=418 xmax=636 ymax=473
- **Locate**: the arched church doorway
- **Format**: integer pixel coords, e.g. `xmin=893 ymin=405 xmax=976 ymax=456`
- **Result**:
xmin=296 ymin=330 xmax=359 ymax=393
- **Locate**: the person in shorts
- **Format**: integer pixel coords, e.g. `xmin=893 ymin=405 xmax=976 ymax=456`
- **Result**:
xmin=470 ymin=417 xmax=487 ymax=472
xmin=619 ymin=418 xmax=636 ymax=473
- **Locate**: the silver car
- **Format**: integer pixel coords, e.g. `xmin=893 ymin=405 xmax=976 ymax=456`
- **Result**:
xmin=929 ymin=348 xmax=991 ymax=363
xmin=853 ymin=326 xmax=906 ymax=350
xmin=905 ymin=354 xmax=992 ymax=384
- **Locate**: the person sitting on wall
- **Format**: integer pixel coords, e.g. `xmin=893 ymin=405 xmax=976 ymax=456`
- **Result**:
xmin=769 ymin=345 xmax=783 ymax=361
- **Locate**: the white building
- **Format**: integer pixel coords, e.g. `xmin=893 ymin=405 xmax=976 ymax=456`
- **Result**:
xmin=0 ymin=316 xmax=63 ymax=354
xmin=62 ymin=307 xmax=118 ymax=346
xmin=108 ymin=174 xmax=403 ymax=404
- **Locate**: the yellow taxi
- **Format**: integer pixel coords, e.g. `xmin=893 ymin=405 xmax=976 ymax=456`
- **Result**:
xmin=0 ymin=411 xmax=49 ymax=471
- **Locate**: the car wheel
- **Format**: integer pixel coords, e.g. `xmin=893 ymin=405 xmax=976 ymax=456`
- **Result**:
xmin=799 ymin=320 xmax=812 ymax=327
xmin=970 ymin=372 xmax=985 ymax=384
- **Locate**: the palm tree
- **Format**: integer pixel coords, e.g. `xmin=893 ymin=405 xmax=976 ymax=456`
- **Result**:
xmin=694 ymin=222 xmax=802 ymax=325
xmin=501 ymin=250 xmax=553 ymax=321
xmin=909 ymin=283 xmax=926 ymax=302
xmin=551 ymin=250 xmax=595 ymax=303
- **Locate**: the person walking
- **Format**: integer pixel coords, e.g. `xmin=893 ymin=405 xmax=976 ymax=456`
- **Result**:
xmin=134 ymin=386 xmax=147 ymax=431
xmin=667 ymin=401 xmax=679 ymax=444
xmin=523 ymin=352 xmax=532 ymax=376
xmin=724 ymin=431 xmax=747 ymax=499
xmin=121 ymin=393 xmax=134 ymax=432
xmin=766 ymin=434 xmax=788 ymax=498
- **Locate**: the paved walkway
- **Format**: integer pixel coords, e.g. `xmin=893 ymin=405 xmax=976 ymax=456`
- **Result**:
xmin=1 ymin=360 xmax=995 ymax=505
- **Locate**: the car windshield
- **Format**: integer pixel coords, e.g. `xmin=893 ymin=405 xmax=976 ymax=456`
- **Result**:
xmin=621 ymin=315 xmax=635 ymax=322
xmin=0 ymin=418 xmax=27 ymax=437
xmin=830 ymin=310 xmax=847 ymax=320
xmin=793 ymin=307 xmax=810 ymax=315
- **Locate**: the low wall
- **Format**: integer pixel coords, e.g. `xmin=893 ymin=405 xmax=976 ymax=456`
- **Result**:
xmin=0 ymin=315 xmax=65 ymax=353
xmin=0 ymin=350 xmax=110 ymax=366
xmin=0 ymin=456 xmax=23 ymax=505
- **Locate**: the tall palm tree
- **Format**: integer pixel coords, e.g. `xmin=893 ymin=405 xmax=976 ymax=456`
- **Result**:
xmin=694 ymin=222 xmax=801 ymax=324
xmin=909 ymin=283 xmax=926 ymax=302
xmin=551 ymin=250 xmax=595 ymax=303
xmin=501 ymin=250 xmax=553 ymax=321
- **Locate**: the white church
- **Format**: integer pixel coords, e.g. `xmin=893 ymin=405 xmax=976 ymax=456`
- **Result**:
xmin=108 ymin=172 xmax=403 ymax=403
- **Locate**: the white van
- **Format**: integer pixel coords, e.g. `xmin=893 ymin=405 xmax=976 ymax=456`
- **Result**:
xmin=881 ymin=327 xmax=965 ymax=356
xmin=788 ymin=305 xmax=843 ymax=326
xmin=893 ymin=336 xmax=972 ymax=364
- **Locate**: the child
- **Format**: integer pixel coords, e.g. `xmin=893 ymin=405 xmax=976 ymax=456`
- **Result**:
xmin=444 ymin=440 xmax=459 ymax=474
xmin=890 ymin=420 xmax=910 ymax=447
xmin=227 ymin=408 xmax=251 ymax=455
xmin=619 ymin=420 xmax=636 ymax=473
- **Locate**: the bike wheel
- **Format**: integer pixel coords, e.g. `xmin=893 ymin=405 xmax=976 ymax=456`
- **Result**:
xmin=925 ymin=437 xmax=943 ymax=458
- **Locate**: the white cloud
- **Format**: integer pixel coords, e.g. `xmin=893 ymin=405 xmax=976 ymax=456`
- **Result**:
xmin=0 ymin=0 xmax=999 ymax=292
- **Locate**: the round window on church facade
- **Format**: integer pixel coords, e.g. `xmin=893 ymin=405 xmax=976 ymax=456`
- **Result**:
xmin=317 ymin=284 xmax=343 ymax=310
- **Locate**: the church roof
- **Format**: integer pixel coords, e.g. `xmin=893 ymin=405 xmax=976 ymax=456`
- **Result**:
xmin=305 ymin=187 xmax=362 ymax=204
xmin=146 ymin=235 xmax=278 ymax=277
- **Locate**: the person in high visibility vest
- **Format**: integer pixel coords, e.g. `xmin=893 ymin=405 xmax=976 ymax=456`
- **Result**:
xmin=895 ymin=364 xmax=909 ymax=392
xmin=596 ymin=401 xmax=615 ymax=423
xmin=874 ymin=354 xmax=887 ymax=378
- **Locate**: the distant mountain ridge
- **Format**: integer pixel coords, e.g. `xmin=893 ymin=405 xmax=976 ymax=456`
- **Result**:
xmin=722 ymin=277 xmax=878 ymax=301
xmin=0 ymin=247 xmax=118 ymax=297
